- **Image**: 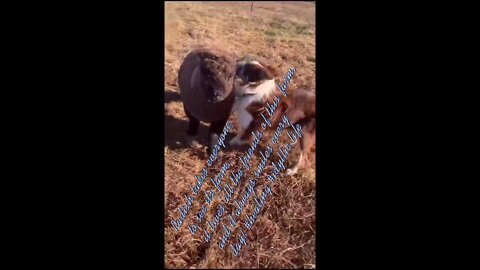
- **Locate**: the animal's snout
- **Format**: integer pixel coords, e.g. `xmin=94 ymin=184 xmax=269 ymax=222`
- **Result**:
xmin=206 ymin=89 xmax=226 ymax=103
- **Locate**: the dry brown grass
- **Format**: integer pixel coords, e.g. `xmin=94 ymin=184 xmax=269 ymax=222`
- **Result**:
xmin=165 ymin=1 xmax=316 ymax=268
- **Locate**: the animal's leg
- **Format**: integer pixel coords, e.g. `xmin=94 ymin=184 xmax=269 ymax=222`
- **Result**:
xmin=230 ymin=133 xmax=251 ymax=146
xmin=229 ymin=134 xmax=241 ymax=146
xmin=304 ymin=152 xmax=310 ymax=166
xmin=300 ymin=128 xmax=315 ymax=168
xmin=231 ymin=108 xmax=253 ymax=146
xmin=208 ymin=118 xmax=228 ymax=155
xmin=185 ymin=110 xmax=200 ymax=147
xmin=229 ymin=128 xmax=250 ymax=146
xmin=230 ymin=117 xmax=256 ymax=146
xmin=288 ymin=119 xmax=316 ymax=174
xmin=287 ymin=128 xmax=315 ymax=176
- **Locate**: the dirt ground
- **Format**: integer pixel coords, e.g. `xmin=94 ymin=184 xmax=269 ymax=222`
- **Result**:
xmin=164 ymin=1 xmax=316 ymax=268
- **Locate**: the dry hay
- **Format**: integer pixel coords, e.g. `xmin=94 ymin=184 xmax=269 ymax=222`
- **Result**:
xmin=165 ymin=1 xmax=316 ymax=268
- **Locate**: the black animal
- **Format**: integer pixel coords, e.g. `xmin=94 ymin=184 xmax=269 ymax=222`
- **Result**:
xmin=177 ymin=48 xmax=237 ymax=153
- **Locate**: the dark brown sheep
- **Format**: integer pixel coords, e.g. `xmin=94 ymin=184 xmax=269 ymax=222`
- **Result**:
xmin=177 ymin=48 xmax=236 ymax=153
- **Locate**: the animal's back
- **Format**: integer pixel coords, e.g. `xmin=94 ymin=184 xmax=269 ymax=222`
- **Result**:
xmin=285 ymin=88 xmax=315 ymax=125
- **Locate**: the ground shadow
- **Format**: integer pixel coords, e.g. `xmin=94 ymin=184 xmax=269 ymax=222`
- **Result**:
xmin=164 ymin=85 xmax=245 ymax=155
xmin=164 ymin=112 xmax=246 ymax=155
xmin=164 ymin=113 xmax=208 ymax=150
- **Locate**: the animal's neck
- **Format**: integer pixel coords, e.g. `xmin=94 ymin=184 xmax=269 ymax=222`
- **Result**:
xmin=256 ymin=79 xmax=275 ymax=98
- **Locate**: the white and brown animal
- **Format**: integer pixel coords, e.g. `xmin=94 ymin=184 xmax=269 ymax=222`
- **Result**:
xmin=232 ymin=60 xmax=316 ymax=175
xmin=177 ymin=48 xmax=237 ymax=154
xmin=230 ymin=60 xmax=279 ymax=145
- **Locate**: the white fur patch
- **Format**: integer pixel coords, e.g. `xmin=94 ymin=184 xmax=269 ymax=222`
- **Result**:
xmin=287 ymin=152 xmax=304 ymax=176
xmin=238 ymin=106 xmax=253 ymax=130
xmin=233 ymin=79 xmax=276 ymax=136
xmin=229 ymin=134 xmax=249 ymax=146
xmin=235 ymin=79 xmax=275 ymax=97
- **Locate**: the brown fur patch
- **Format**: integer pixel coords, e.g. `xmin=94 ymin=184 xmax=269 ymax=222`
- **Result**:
xmin=196 ymin=49 xmax=236 ymax=81
xmin=240 ymin=100 xmax=267 ymax=140
xmin=256 ymin=60 xmax=281 ymax=78
xmin=240 ymin=86 xmax=316 ymax=155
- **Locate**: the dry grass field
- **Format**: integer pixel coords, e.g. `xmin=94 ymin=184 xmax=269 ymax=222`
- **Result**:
xmin=164 ymin=1 xmax=316 ymax=268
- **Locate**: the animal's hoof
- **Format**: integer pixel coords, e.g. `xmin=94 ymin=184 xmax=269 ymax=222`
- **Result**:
xmin=210 ymin=133 xmax=219 ymax=148
xmin=185 ymin=136 xmax=200 ymax=147
xmin=286 ymin=168 xmax=298 ymax=176
xmin=230 ymin=135 xmax=249 ymax=146
xmin=229 ymin=136 xmax=240 ymax=146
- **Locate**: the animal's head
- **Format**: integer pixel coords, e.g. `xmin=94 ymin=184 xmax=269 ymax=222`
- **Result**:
xmin=199 ymin=54 xmax=235 ymax=103
xmin=234 ymin=60 xmax=280 ymax=96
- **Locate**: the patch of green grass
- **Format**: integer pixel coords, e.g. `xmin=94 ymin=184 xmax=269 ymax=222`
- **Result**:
xmin=295 ymin=24 xmax=312 ymax=35
xmin=268 ymin=21 xmax=288 ymax=30
xmin=264 ymin=29 xmax=276 ymax=37
xmin=267 ymin=18 xmax=314 ymax=38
